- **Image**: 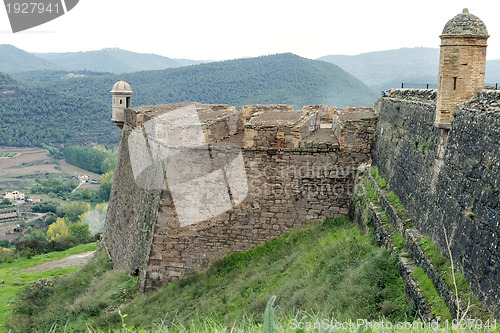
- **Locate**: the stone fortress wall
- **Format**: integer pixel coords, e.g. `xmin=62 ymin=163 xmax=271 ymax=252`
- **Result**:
xmin=101 ymin=7 xmax=499 ymax=317
xmin=372 ymin=88 xmax=500 ymax=316
xmin=102 ymin=102 xmax=377 ymax=291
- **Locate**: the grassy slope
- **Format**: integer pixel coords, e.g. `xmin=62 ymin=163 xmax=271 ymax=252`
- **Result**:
xmin=6 ymin=217 xmax=414 ymax=332
xmin=0 ymin=243 xmax=96 ymax=332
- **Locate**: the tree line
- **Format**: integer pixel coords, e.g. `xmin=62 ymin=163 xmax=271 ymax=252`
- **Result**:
xmin=63 ymin=145 xmax=116 ymax=174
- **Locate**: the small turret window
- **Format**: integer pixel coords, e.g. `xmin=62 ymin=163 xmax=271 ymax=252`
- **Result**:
xmin=453 ymin=77 xmax=457 ymax=90
xmin=120 ymin=99 xmax=123 ymax=105
xmin=126 ymin=97 xmax=131 ymax=108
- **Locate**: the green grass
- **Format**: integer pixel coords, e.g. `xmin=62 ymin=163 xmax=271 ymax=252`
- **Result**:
xmin=379 ymin=212 xmax=389 ymax=224
xmin=386 ymin=192 xmax=406 ymax=212
xmin=7 ymin=218 xmax=415 ymax=332
xmin=370 ymin=168 xmax=387 ymax=189
xmin=418 ymin=237 xmax=470 ymax=292
xmin=366 ymin=168 xmax=405 ymax=213
xmin=0 ymin=242 xmax=96 ymax=332
xmin=106 ymin=218 xmax=413 ymax=330
xmin=418 ymin=237 xmax=490 ymax=319
xmin=363 ymin=179 xmax=380 ymax=205
xmin=391 ymin=233 xmax=405 ymax=252
xmin=410 ymin=267 xmax=452 ymax=320
xmin=6 ymin=248 xmax=134 ymax=333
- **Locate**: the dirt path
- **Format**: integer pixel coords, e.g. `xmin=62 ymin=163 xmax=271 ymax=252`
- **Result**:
xmin=20 ymin=251 xmax=95 ymax=272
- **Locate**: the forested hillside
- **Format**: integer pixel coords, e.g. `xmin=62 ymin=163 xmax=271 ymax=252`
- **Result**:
xmin=0 ymin=73 xmax=120 ymax=147
xmin=2 ymin=53 xmax=377 ymax=148
xmin=36 ymin=53 xmax=378 ymax=108
xmin=11 ymin=70 xmax=113 ymax=85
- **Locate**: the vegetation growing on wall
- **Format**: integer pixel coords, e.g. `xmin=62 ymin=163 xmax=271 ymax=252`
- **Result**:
xmin=353 ymin=166 xmax=493 ymax=322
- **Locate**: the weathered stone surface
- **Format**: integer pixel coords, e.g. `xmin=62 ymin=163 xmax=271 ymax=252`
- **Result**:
xmin=102 ymin=103 xmax=377 ymax=292
xmin=436 ymin=10 xmax=489 ymax=126
xmin=372 ymin=89 xmax=500 ymax=317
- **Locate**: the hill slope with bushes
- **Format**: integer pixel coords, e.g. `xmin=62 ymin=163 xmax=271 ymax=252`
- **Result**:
xmin=6 ymin=217 xmax=414 ymax=332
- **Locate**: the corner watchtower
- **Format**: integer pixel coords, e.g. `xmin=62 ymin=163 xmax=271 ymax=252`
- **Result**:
xmin=435 ymin=9 xmax=489 ymax=129
xmin=111 ymin=80 xmax=133 ymax=129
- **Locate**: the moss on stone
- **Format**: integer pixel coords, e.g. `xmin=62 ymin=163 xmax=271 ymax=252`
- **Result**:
xmin=411 ymin=267 xmax=452 ymax=320
xmin=386 ymin=191 xmax=406 ymax=212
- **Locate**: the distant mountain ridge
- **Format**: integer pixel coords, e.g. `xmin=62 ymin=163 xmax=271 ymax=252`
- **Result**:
xmin=34 ymin=48 xmax=210 ymax=74
xmin=318 ymin=47 xmax=500 ymax=90
xmin=0 ymin=44 xmax=209 ymax=74
xmin=0 ymin=44 xmax=59 ymax=73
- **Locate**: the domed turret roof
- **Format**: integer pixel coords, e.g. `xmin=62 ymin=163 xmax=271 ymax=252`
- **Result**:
xmin=111 ymin=80 xmax=132 ymax=94
xmin=442 ymin=9 xmax=488 ymax=36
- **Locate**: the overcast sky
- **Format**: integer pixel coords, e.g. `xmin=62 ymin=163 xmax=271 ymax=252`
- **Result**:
xmin=1 ymin=0 xmax=500 ymax=61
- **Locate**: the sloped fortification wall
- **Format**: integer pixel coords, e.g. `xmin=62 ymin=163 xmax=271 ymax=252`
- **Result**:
xmin=372 ymin=89 xmax=500 ymax=316
xmin=102 ymin=103 xmax=377 ymax=292
xmin=101 ymin=124 xmax=162 ymax=279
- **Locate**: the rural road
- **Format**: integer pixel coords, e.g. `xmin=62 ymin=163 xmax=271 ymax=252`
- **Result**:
xmin=20 ymin=251 xmax=95 ymax=272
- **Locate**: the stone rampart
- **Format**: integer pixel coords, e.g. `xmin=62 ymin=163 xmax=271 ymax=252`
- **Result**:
xmin=102 ymin=103 xmax=377 ymax=291
xmin=371 ymin=88 xmax=500 ymax=317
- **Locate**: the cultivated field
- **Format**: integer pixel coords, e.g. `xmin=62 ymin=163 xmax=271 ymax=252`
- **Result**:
xmin=0 ymin=147 xmax=101 ymax=197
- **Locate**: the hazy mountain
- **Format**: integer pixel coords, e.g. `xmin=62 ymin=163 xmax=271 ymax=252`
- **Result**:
xmin=319 ymin=47 xmax=500 ymax=90
xmin=318 ymin=48 xmax=440 ymax=88
xmin=34 ymin=48 xmax=209 ymax=74
xmin=37 ymin=53 xmax=378 ymax=110
xmin=0 ymin=44 xmax=59 ymax=73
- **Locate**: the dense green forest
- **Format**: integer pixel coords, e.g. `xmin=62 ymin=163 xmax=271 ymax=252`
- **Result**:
xmin=33 ymin=53 xmax=378 ymax=109
xmin=0 ymin=72 xmax=16 ymax=85
xmin=0 ymin=73 xmax=121 ymax=147
xmin=63 ymin=146 xmax=116 ymax=174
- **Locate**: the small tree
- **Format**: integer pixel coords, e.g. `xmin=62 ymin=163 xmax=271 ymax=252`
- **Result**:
xmin=68 ymin=223 xmax=92 ymax=243
xmin=47 ymin=217 xmax=69 ymax=241
xmin=63 ymin=201 xmax=91 ymax=223
xmin=100 ymin=158 xmax=114 ymax=174
xmin=96 ymin=171 xmax=113 ymax=202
